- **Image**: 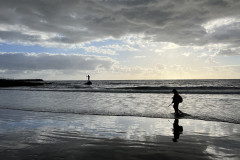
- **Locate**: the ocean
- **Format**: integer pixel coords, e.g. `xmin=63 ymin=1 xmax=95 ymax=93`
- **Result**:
xmin=1 ymin=79 xmax=240 ymax=159
xmin=0 ymin=79 xmax=239 ymax=124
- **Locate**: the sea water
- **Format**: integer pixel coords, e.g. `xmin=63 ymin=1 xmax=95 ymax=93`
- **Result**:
xmin=0 ymin=79 xmax=240 ymax=124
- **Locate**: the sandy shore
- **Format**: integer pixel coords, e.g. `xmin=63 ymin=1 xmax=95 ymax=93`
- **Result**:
xmin=0 ymin=109 xmax=239 ymax=160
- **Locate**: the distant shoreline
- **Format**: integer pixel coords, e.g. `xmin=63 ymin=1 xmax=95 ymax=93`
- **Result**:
xmin=0 ymin=79 xmax=45 ymax=87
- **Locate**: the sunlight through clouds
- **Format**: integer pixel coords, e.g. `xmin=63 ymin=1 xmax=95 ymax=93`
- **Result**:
xmin=0 ymin=0 xmax=240 ymax=79
xmin=202 ymin=17 xmax=240 ymax=34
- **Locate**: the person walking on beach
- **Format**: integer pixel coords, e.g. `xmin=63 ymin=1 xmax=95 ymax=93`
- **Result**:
xmin=171 ymin=89 xmax=183 ymax=115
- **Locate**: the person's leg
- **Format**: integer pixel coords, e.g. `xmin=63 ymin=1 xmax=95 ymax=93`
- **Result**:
xmin=173 ymin=103 xmax=179 ymax=115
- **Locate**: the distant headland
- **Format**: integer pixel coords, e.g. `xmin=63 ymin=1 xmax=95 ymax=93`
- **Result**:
xmin=0 ymin=79 xmax=45 ymax=87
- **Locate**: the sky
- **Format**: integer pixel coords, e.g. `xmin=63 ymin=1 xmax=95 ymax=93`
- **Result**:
xmin=0 ymin=0 xmax=240 ymax=80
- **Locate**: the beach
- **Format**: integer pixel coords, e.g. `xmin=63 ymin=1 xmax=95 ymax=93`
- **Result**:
xmin=0 ymin=80 xmax=240 ymax=159
xmin=0 ymin=109 xmax=239 ymax=160
xmin=1 ymin=0 xmax=240 ymax=158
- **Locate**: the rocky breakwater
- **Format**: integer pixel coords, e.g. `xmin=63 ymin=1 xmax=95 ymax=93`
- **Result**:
xmin=0 ymin=79 xmax=45 ymax=87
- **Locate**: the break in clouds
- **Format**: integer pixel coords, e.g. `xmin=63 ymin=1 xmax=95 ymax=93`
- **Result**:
xmin=0 ymin=0 xmax=240 ymax=47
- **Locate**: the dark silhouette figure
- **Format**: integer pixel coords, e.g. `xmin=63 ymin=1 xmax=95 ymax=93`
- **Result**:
xmin=172 ymin=119 xmax=183 ymax=142
xmin=172 ymin=89 xmax=182 ymax=115
xmin=84 ymin=75 xmax=92 ymax=85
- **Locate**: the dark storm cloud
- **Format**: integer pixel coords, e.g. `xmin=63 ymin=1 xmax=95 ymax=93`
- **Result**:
xmin=0 ymin=0 xmax=240 ymax=46
xmin=217 ymin=48 xmax=240 ymax=56
xmin=0 ymin=53 xmax=115 ymax=71
xmin=207 ymin=22 xmax=240 ymax=45
xmin=0 ymin=31 xmax=41 ymax=42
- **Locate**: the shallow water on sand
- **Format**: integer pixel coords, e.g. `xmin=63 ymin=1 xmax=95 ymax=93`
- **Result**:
xmin=0 ymin=90 xmax=240 ymax=124
xmin=0 ymin=109 xmax=240 ymax=160
xmin=1 ymin=79 xmax=240 ymax=159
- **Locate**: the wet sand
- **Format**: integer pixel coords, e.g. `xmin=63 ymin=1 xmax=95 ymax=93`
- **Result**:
xmin=0 ymin=109 xmax=239 ymax=160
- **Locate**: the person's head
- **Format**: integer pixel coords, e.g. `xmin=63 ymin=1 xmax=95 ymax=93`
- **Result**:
xmin=172 ymin=89 xmax=178 ymax=94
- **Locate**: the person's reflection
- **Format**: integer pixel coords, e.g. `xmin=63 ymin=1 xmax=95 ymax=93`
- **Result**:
xmin=172 ymin=119 xmax=183 ymax=142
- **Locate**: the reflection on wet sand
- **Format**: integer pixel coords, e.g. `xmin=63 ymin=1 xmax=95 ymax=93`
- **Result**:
xmin=172 ymin=119 xmax=183 ymax=142
xmin=0 ymin=109 xmax=240 ymax=160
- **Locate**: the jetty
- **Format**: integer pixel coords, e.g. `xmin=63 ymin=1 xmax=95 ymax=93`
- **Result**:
xmin=0 ymin=79 xmax=45 ymax=87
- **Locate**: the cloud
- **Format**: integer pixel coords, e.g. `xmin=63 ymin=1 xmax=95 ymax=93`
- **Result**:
xmin=0 ymin=0 xmax=240 ymax=80
xmin=205 ymin=65 xmax=240 ymax=78
xmin=134 ymin=56 xmax=146 ymax=59
xmin=109 ymin=63 xmax=195 ymax=79
xmin=102 ymin=44 xmax=139 ymax=52
xmin=0 ymin=0 xmax=240 ymax=47
xmin=214 ymin=65 xmax=240 ymax=71
xmin=0 ymin=52 xmax=115 ymax=71
xmin=203 ymin=18 xmax=240 ymax=45
xmin=83 ymin=46 xmax=116 ymax=55
xmin=182 ymin=52 xmax=191 ymax=57
xmin=217 ymin=48 xmax=240 ymax=56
